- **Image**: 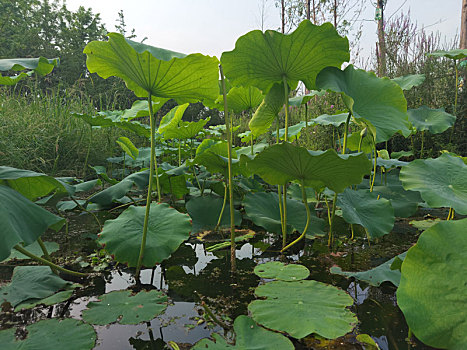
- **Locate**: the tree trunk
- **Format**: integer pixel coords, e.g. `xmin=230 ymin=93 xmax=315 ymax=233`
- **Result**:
xmin=377 ymin=0 xmax=387 ymax=77
xmin=461 ymin=0 xmax=467 ymax=49
xmin=333 ymin=0 xmax=338 ymax=28
xmin=313 ymin=0 xmax=316 ymax=23
xmin=281 ymin=0 xmax=285 ymax=33
xmin=306 ymin=0 xmax=311 ymax=20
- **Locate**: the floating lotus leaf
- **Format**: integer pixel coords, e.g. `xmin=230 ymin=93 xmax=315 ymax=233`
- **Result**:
xmin=249 ymin=83 xmax=286 ymax=136
xmin=397 ymin=219 xmax=467 ymax=349
xmin=288 ymin=90 xmax=326 ymax=107
xmin=249 ymin=280 xmax=357 ymax=339
xmin=0 ymin=318 xmax=96 ymax=350
xmin=84 ymin=33 xmax=219 ymax=101
xmin=0 ymin=266 xmax=72 ymax=307
xmin=408 ymin=106 xmax=456 ymax=134
xmin=247 ymin=142 xmax=371 ymax=192
xmin=2 ymin=241 xmax=59 ymax=263
xmin=15 ymin=289 xmax=75 ymax=312
xmin=392 ymin=74 xmax=425 ymax=90
xmin=82 ymin=289 xmax=167 ymax=325
xmin=428 ymin=49 xmax=467 ymax=60
xmin=193 ymin=315 xmax=294 ymax=350
xmin=331 ymin=252 xmax=407 ymax=287
xmin=337 ymin=188 xmax=395 ymax=238
xmin=0 ymin=57 xmax=59 ymax=85
xmin=254 ymin=262 xmax=310 ymax=281
xmin=98 ymin=203 xmax=191 ymax=267
xmin=186 ymin=195 xmax=242 ymax=233
xmin=0 ymin=186 xmax=65 ymax=261
xmin=243 ymin=192 xmax=324 ymax=236
xmin=221 ymin=21 xmax=349 ymax=93
xmin=316 ymin=65 xmax=410 ymax=142
xmin=399 ymin=154 xmax=467 ymax=214
xmin=312 ymin=113 xmax=349 ymax=127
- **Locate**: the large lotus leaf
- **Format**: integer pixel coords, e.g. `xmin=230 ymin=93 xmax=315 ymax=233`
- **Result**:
xmin=2 ymin=241 xmax=59 ymax=263
xmin=193 ymin=315 xmax=294 ymax=349
xmin=186 ymin=196 xmax=242 ymax=233
xmin=227 ymin=85 xmax=264 ymax=113
xmin=288 ymin=90 xmax=326 ymax=107
xmin=399 ymin=154 xmax=467 ymax=214
xmin=337 ymin=188 xmax=395 ymax=239
xmin=84 ymin=32 xmax=219 ymax=101
xmin=0 ymin=266 xmax=72 ymax=307
xmin=157 ymin=103 xmax=189 ymax=136
xmin=121 ymin=99 xmax=167 ymax=120
xmin=392 ymin=74 xmax=426 ymax=90
xmin=0 ymin=166 xmax=71 ymax=200
xmin=249 ymin=280 xmax=356 ymax=339
xmin=82 ymin=290 xmax=167 ymax=325
xmin=344 ymin=130 xmax=374 ymax=153
xmin=0 ymin=318 xmax=96 ymax=350
xmin=0 ymin=57 xmax=59 ymax=85
xmin=331 ymin=252 xmax=407 ymax=287
xmin=247 ymin=143 xmax=371 ymax=192
xmin=408 ymin=106 xmax=456 ymax=134
xmin=87 ymin=179 xmax=134 ymax=207
xmin=428 ymin=49 xmax=467 ymax=60
xmin=371 ymin=184 xmax=421 ymax=218
xmin=243 ymin=192 xmax=324 ymax=236
xmin=159 ymin=173 xmax=189 ymax=199
xmin=312 ymin=112 xmax=349 ymax=127
xmin=163 ymin=118 xmax=210 ymax=140
xmin=14 ymin=289 xmax=75 ymax=312
xmin=221 ymin=21 xmax=349 ymax=93
xmin=254 ymin=262 xmax=310 ymax=281
xmin=116 ymin=136 xmax=139 ymax=160
xmin=98 ymin=203 xmax=191 ymax=267
xmin=397 ymin=219 xmax=467 ymax=349
xmin=0 ymin=186 xmax=65 ymax=261
xmin=278 ymin=121 xmax=307 ymax=141
xmin=249 ymin=83 xmax=286 ymax=136
xmin=193 ymin=140 xmax=246 ymax=176
xmin=316 ymin=65 xmax=410 ymax=142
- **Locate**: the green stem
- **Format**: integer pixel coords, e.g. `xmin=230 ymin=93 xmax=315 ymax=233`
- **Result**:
xmin=305 ymin=103 xmax=309 ymax=146
xmin=420 ymin=130 xmax=424 ymax=158
xmin=37 ymin=237 xmax=57 ymax=274
xmin=281 ymin=180 xmax=310 ymax=252
xmin=370 ymin=137 xmax=377 ymax=192
xmin=14 ymin=245 xmax=87 ymax=277
xmin=71 ymin=197 xmax=101 ymax=229
xmin=342 ymin=112 xmax=351 ymax=153
xmin=282 ymin=184 xmax=288 ymax=249
xmin=220 ymin=65 xmax=236 ymax=273
xmin=178 ymin=141 xmax=181 ymax=166
xmin=276 ymin=124 xmax=285 ymax=241
xmin=328 ymin=193 xmax=337 ymax=247
xmin=215 ymin=180 xmax=228 ymax=230
xmin=281 ymin=76 xmax=289 ymax=249
xmin=122 ymin=152 xmax=126 ymax=179
xmin=83 ymin=125 xmax=92 ymax=178
xmin=282 ymin=75 xmax=289 ymax=141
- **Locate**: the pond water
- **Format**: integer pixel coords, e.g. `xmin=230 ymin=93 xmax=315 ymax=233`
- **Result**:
xmin=0 ymin=209 xmax=437 ymax=350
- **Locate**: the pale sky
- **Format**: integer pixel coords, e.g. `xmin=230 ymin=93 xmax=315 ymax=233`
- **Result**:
xmin=65 ymin=0 xmax=461 ymax=61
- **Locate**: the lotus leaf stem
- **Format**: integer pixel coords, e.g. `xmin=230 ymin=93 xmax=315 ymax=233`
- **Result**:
xmin=420 ymin=130 xmax=425 ymax=158
xmin=215 ymin=180 xmax=228 ymax=230
xmin=13 ymin=244 xmax=87 ymax=277
xmin=342 ymin=112 xmax=351 ymax=153
xmin=37 ymin=237 xmax=57 ymax=274
xmin=328 ymin=193 xmax=337 ymax=247
xmin=281 ymin=180 xmax=310 ymax=252
xmin=447 ymin=207 xmax=455 ymax=220
xmin=71 ymin=197 xmax=101 ymax=229
xmin=281 ymin=76 xmax=289 ymax=248
xmin=370 ymin=137 xmax=377 ymax=192
xmin=219 ymin=65 xmax=236 ymax=272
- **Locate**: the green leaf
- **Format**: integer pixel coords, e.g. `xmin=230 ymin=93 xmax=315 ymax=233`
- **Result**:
xmin=221 ymin=21 xmax=349 ymax=93
xmin=0 ymin=57 xmax=59 ymax=85
xmin=312 ymin=113 xmax=349 ymax=127
xmin=87 ymin=179 xmax=134 ymax=207
xmin=254 ymin=262 xmax=310 ymax=281
xmin=0 ymin=186 xmax=65 ymax=261
xmin=243 ymin=192 xmax=324 ymax=236
xmin=428 ymin=48 xmax=467 ymax=60
xmin=288 ymin=90 xmax=326 ymax=107
xmin=371 ymin=184 xmax=421 ymax=218
xmin=249 ymin=83 xmax=286 ymax=136
xmin=159 ymin=173 xmax=189 ymax=199
xmin=247 ymin=143 xmax=371 ymax=192
xmin=193 ymin=315 xmax=294 ymax=349
xmin=409 ymin=218 xmax=442 ymax=231
xmin=337 ymin=189 xmax=395 ymax=239
xmin=84 ymin=33 xmax=219 ymax=101
xmin=392 ymin=74 xmax=425 ymax=90
xmin=186 ymin=195 xmax=242 ymax=233
xmin=397 ymin=219 xmax=467 ymax=349
xmin=15 ymin=289 xmax=75 ymax=311
xmin=0 ymin=266 xmax=72 ymax=307
xmin=278 ymin=121 xmax=307 ymax=141
xmin=227 ymin=85 xmax=264 ymax=113
xmin=316 ymin=65 xmax=410 ymax=142
xmin=82 ymin=289 xmax=167 ymax=325
xmin=158 ymin=103 xmax=189 ymax=136
xmin=408 ymin=106 xmax=456 ymax=134
xmin=330 ymin=252 xmax=407 ymax=287
xmin=116 ymin=137 xmax=139 ymax=160
xmin=249 ymin=280 xmax=357 ymax=339
xmin=193 ymin=140 xmax=246 ymax=177
xmin=98 ymin=203 xmax=191 ymax=267
xmin=391 ymin=150 xmax=413 ymax=159
xmin=399 ymin=154 xmax=467 ymax=214
xmin=0 ymin=318 xmax=96 ymax=350
xmin=2 ymin=241 xmax=59 ymax=263
xmin=163 ymin=118 xmax=210 ymax=140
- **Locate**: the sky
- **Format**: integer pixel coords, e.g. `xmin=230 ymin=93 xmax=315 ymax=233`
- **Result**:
xmin=65 ymin=0 xmax=461 ymax=61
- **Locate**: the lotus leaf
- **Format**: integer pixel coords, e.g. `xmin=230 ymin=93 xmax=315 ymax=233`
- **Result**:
xmin=221 ymin=21 xmax=349 ymax=93
xmin=278 ymin=121 xmax=307 ymax=141
xmin=158 ymin=103 xmax=189 ymax=136
xmin=249 ymin=83 xmax=286 ymax=136
xmin=330 ymin=252 xmax=407 ymax=287
xmin=397 ymin=219 xmax=467 ymax=349
xmin=0 ymin=266 xmax=72 ymax=307
xmin=227 ymin=85 xmax=264 ymax=113
xmin=288 ymin=90 xmax=326 ymax=107
xmin=0 ymin=186 xmax=65 ymax=261
xmin=87 ymin=179 xmax=134 ymax=207
xmin=371 ymin=184 xmax=421 ymax=218
xmin=193 ymin=315 xmax=294 ymax=349
xmin=247 ymin=143 xmax=371 ymax=192
xmin=428 ymin=49 xmax=467 ymax=60
xmin=408 ymin=106 xmax=456 ymax=134
xmin=194 ymin=140 xmax=246 ymax=177
xmin=392 ymin=74 xmax=425 ymax=90
xmin=0 ymin=57 xmax=59 ymax=85
xmin=186 ymin=196 xmax=242 ymax=233
xmin=164 ymin=118 xmax=210 ymax=140
xmin=409 ymin=218 xmax=442 ymax=231
xmin=0 ymin=318 xmax=96 ymax=350
xmin=116 ymin=137 xmax=139 ymax=160
xmin=2 ymin=241 xmax=59 ymax=263
xmin=15 ymin=289 xmax=75 ymax=311
xmin=159 ymin=173 xmax=189 ymax=199
xmin=254 ymin=261 xmax=310 ymax=281
xmin=82 ymin=289 xmax=167 ymax=325
xmin=391 ymin=150 xmax=413 ymax=159
xmin=316 ymin=65 xmax=410 ymax=142
xmin=249 ymin=280 xmax=357 ymax=339
xmin=312 ymin=112 xmax=350 ymax=127
xmin=98 ymin=203 xmax=191 ymax=267
xmin=337 ymin=189 xmax=395 ymax=238
xmin=399 ymin=154 xmax=467 ymax=214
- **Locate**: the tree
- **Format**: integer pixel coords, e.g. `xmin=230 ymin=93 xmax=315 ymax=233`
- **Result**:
xmin=461 ymin=0 xmax=467 ymax=49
